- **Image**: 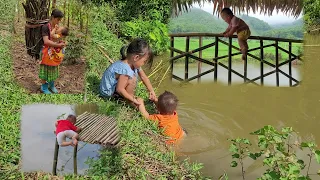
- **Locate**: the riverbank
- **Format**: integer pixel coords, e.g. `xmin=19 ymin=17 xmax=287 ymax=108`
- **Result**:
xmin=0 ymin=0 xmax=209 ymax=179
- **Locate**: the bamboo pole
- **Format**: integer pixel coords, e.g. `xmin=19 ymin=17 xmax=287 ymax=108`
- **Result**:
xmin=228 ymin=37 xmax=232 ymax=85
xmin=52 ymin=138 xmax=59 ymax=175
xmin=91 ymin=117 xmax=115 ymax=143
xmin=184 ymin=37 xmax=190 ymax=81
xmin=275 ymin=40 xmax=279 ymax=87
xmin=73 ymin=144 xmax=78 ymax=175
xmin=170 ymin=36 xmax=174 ymax=82
xmin=260 ymin=40 xmax=264 ymax=85
xmin=289 ymin=42 xmax=292 ymax=86
xmin=214 ymin=36 xmax=218 ymax=82
xmin=198 ymin=36 xmax=202 ymax=83
xmin=86 ymin=117 xmax=114 ymax=143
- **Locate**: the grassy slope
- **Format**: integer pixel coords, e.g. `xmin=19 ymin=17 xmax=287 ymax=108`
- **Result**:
xmin=0 ymin=0 xmax=208 ymax=179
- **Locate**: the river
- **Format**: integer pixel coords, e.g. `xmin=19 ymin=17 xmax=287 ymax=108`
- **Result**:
xmin=153 ymin=35 xmax=320 ymax=179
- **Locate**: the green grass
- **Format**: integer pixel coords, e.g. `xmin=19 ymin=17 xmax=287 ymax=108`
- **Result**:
xmin=0 ymin=1 xmax=209 ymax=179
xmin=172 ymin=37 xmax=303 ymax=63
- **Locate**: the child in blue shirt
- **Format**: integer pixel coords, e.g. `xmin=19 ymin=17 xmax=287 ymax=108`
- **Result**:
xmin=100 ymin=38 xmax=157 ymax=106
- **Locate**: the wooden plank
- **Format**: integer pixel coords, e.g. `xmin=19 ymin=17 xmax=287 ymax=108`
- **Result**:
xmin=169 ymin=33 xmax=303 ymax=43
xmin=187 ymin=68 xmax=215 ymax=82
xmin=169 ymin=42 xmax=215 ymax=61
xmin=218 ymin=39 xmax=276 ymax=68
xmin=245 ymin=70 xmax=277 ymax=84
xmin=170 ymin=48 xmax=216 ymax=66
xmin=172 ymin=75 xmax=184 ymax=81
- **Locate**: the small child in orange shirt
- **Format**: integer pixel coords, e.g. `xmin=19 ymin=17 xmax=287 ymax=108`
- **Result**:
xmin=137 ymin=91 xmax=186 ymax=144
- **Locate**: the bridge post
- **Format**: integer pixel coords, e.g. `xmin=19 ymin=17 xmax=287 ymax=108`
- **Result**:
xmin=214 ymin=37 xmax=218 ymax=82
xmin=228 ymin=37 xmax=232 ymax=85
xmin=73 ymin=144 xmax=78 ymax=175
xmin=170 ymin=36 xmax=174 ymax=82
xmin=289 ymin=42 xmax=292 ymax=86
xmin=260 ymin=39 xmax=264 ymax=85
xmin=52 ymin=138 xmax=59 ymax=175
xmin=185 ymin=37 xmax=190 ymax=80
xmin=198 ymin=36 xmax=202 ymax=83
xmin=275 ymin=40 xmax=279 ymax=86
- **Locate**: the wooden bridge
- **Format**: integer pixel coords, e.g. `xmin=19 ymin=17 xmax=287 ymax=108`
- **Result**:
xmin=52 ymin=112 xmax=120 ymax=175
xmin=169 ymin=33 xmax=303 ymax=87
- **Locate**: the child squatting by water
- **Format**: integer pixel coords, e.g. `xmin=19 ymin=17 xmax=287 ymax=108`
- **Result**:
xmin=137 ymin=91 xmax=187 ymax=145
xmin=99 ymin=38 xmax=157 ymax=106
xmin=220 ymin=7 xmax=251 ymax=61
xmin=55 ymin=115 xmax=82 ymax=147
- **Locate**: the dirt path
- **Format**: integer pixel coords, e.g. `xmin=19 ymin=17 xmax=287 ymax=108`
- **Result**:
xmin=12 ymin=19 xmax=85 ymax=94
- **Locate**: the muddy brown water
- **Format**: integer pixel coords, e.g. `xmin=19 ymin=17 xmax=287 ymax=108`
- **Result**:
xmin=21 ymin=104 xmax=100 ymax=175
xmin=153 ymin=35 xmax=320 ymax=179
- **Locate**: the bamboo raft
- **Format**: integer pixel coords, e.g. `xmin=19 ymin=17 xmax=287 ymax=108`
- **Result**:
xmin=75 ymin=111 xmax=120 ymax=146
xmin=52 ymin=112 xmax=120 ymax=175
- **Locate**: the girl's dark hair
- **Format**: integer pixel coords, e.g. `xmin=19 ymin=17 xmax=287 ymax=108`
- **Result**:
xmin=51 ymin=9 xmax=64 ymax=19
xmin=221 ymin=7 xmax=233 ymax=16
xmin=157 ymin=91 xmax=178 ymax=115
xmin=120 ymin=38 xmax=154 ymax=67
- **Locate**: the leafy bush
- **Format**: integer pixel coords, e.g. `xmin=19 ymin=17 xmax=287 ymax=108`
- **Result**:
xmin=64 ymin=32 xmax=85 ymax=65
xmin=121 ymin=16 xmax=169 ymax=55
xmin=229 ymin=125 xmax=320 ymax=180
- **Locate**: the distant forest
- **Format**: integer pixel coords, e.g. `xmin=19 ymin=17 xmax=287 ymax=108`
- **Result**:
xmin=168 ymin=8 xmax=304 ymax=39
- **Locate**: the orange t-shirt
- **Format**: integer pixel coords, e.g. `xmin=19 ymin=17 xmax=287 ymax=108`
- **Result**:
xmin=148 ymin=111 xmax=184 ymax=144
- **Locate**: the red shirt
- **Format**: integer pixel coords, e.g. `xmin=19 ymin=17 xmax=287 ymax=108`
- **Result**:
xmin=55 ymin=120 xmax=78 ymax=135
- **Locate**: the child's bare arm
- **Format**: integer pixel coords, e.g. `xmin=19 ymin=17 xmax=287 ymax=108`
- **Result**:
xmin=55 ymin=121 xmax=58 ymax=127
xmin=222 ymin=26 xmax=231 ymax=35
xmin=137 ymin=98 xmax=150 ymax=119
xmin=225 ymin=26 xmax=237 ymax=36
xmin=75 ymin=127 xmax=81 ymax=133
xmin=116 ymin=75 xmax=141 ymax=104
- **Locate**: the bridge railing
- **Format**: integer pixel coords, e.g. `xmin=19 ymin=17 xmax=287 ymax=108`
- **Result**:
xmin=169 ymin=33 xmax=303 ymax=87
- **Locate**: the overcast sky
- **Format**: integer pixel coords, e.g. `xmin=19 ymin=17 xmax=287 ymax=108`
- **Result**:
xmin=192 ymin=2 xmax=303 ymax=25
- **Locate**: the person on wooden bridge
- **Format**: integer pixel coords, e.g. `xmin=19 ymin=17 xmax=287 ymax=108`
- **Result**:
xmin=220 ymin=7 xmax=251 ymax=62
xmin=55 ymin=114 xmax=82 ymax=147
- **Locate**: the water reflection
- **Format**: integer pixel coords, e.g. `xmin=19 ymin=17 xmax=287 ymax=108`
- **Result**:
xmin=172 ymin=62 xmax=301 ymax=87
xmin=21 ymin=104 xmax=100 ymax=175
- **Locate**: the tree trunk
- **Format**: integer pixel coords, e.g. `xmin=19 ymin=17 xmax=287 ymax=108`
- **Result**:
xmin=63 ymin=0 xmax=66 ymax=25
xmin=52 ymin=0 xmax=56 ymax=9
xmin=80 ymin=6 xmax=83 ymax=31
xmin=67 ymin=0 xmax=70 ymax=27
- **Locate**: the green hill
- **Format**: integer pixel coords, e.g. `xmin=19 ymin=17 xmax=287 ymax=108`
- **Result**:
xmin=168 ymin=8 xmax=303 ymax=39
xmin=168 ymin=8 xmax=226 ymax=34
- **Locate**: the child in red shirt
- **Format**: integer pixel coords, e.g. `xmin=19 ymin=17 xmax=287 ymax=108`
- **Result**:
xmin=55 ymin=114 xmax=81 ymax=147
xmin=137 ymin=91 xmax=186 ymax=144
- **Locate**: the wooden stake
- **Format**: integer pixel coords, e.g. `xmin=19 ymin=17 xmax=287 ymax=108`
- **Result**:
xmin=52 ymin=138 xmax=59 ymax=175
